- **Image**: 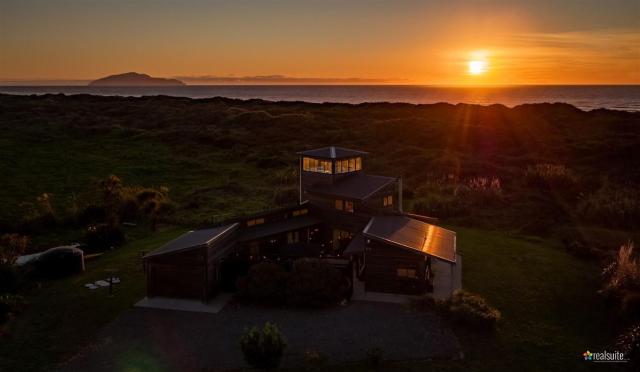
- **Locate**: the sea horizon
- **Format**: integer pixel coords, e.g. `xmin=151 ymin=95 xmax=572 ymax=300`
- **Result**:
xmin=1 ymin=84 xmax=639 ymax=112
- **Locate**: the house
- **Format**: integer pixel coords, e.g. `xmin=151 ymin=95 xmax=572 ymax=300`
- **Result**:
xmin=143 ymin=146 xmax=458 ymax=302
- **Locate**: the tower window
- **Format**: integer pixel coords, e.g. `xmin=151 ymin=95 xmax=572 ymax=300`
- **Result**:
xmin=383 ymin=195 xmax=393 ymax=207
xmin=303 ymin=157 xmax=332 ymax=174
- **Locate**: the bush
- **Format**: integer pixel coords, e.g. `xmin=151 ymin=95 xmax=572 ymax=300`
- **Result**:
xmin=237 ymin=262 xmax=288 ymax=305
xmin=365 ymin=347 xmax=383 ymax=368
xmin=286 ymin=259 xmax=347 ymax=308
xmin=524 ymin=163 xmax=578 ymax=193
xmin=615 ymin=323 xmax=639 ymax=370
xmin=84 ymin=223 xmax=126 ymax=253
xmin=0 ymin=294 xmax=26 ymax=324
xmin=239 ymin=322 xmax=287 ymax=369
xmin=578 ymin=184 xmax=640 ymax=229
xmin=303 ymin=349 xmax=328 ymax=368
xmin=444 ymin=290 xmax=501 ymax=332
xmin=0 ymin=265 xmax=20 ymax=294
xmin=31 ymin=247 xmax=84 ymax=278
xmin=603 ymin=242 xmax=640 ymax=293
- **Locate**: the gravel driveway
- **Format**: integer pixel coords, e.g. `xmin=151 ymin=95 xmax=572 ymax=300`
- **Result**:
xmin=60 ymin=301 xmax=460 ymax=371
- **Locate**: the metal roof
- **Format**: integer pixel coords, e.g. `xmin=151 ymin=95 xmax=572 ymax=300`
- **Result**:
xmin=297 ymin=146 xmax=369 ymax=159
xmin=144 ymin=223 xmax=239 ymax=258
xmin=238 ymin=215 xmax=323 ymax=242
xmin=307 ymin=173 xmax=396 ymax=201
xmin=363 ymin=216 xmax=456 ymax=263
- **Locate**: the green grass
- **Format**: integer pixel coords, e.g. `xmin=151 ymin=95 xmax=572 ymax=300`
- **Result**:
xmin=0 ymin=227 xmax=186 ymax=372
xmin=327 ymin=228 xmax=614 ymax=372
xmin=1 ymin=227 xmax=614 ymax=372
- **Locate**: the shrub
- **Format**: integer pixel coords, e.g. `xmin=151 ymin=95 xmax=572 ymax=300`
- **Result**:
xmin=31 ymin=247 xmax=84 ymax=278
xmin=0 ymin=265 xmax=20 ymax=294
xmin=239 ymin=322 xmax=287 ymax=369
xmin=286 ymin=259 xmax=347 ymax=308
xmin=444 ymin=290 xmax=501 ymax=332
xmin=0 ymin=233 xmax=29 ymax=266
xmin=615 ymin=323 xmax=639 ymax=370
xmin=0 ymin=294 xmax=26 ymax=324
xmin=365 ymin=347 xmax=383 ymax=368
xmin=237 ymin=262 xmax=288 ymax=305
xmin=578 ymin=184 xmax=640 ymax=228
xmin=303 ymin=349 xmax=328 ymax=368
xmin=524 ymin=163 xmax=578 ymax=192
xmin=604 ymin=242 xmax=640 ymax=293
xmin=84 ymin=223 xmax=126 ymax=253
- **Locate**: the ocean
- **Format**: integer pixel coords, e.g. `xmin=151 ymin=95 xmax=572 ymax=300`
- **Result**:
xmin=1 ymin=85 xmax=639 ymax=112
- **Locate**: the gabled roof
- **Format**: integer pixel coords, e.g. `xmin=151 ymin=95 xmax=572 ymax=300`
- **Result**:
xmin=144 ymin=223 xmax=239 ymax=258
xmin=307 ymin=173 xmax=396 ymax=201
xmin=297 ymin=146 xmax=368 ymax=160
xmin=363 ymin=216 xmax=456 ymax=263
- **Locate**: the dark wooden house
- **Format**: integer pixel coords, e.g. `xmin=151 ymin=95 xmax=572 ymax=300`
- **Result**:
xmin=144 ymin=224 xmax=239 ymax=302
xmin=143 ymin=146 xmax=458 ymax=302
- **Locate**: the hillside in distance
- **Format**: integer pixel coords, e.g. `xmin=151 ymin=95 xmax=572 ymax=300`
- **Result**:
xmin=88 ymin=72 xmax=185 ymax=86
xmin=0 ymin=93 xmax=638 ymax=250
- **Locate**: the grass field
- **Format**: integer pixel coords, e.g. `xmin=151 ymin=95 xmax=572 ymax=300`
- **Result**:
xmin=0 ymin=226 xmax=613 ymax=372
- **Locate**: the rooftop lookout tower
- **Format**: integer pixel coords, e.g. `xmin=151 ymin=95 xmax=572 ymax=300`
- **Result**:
xmin=297 ymin=146 xmax=402 ymax=215
xmin=297 ymin=146 xmax=368 ymax=196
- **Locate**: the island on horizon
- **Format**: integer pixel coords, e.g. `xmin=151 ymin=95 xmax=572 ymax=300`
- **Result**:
xmin=88 ymin=72 xmax=185 ymax=87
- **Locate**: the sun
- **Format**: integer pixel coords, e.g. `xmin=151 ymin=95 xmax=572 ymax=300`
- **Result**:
xmin=468 ymin=59 xmax=488 ymax=75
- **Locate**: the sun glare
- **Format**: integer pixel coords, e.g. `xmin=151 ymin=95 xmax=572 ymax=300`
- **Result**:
xmin=468 ymin=60 xmax=487 ymax=75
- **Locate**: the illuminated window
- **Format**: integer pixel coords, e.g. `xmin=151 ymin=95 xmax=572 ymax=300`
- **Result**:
xmin=302 ymin=157 xmax=332 ymax=174
xmin=287 ymin=231 xmax=300 ymax=244
xmin=335 ymin=157 xmax=362 ymax=174
xmin=335 ymin=199 xmax=354 ymax=213
xmin=246 ymin=217 xmax=265 ymax=227
xmin=345 ymin=200 xmax=354 ymax=212
xmin=397 ymin=268 xmax=417 ymax=278
xmin=292 ymin=208 xmax=308 ymax=217
xmin=383 ymin=195 xmax=393 ymax=207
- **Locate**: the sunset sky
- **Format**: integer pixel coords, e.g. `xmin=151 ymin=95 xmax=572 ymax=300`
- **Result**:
xmin=1 ymin=0 xmax=639 ymax=85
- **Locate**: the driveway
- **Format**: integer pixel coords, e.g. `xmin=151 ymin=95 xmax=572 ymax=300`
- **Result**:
xmin=59 ymin=301 xmax=461 ymax=371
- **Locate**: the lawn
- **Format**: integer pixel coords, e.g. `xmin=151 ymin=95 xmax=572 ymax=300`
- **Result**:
xmin=0 ymin=226 xmax=614 ymax=372
xmin=0 ymin=227 xmax=186 ymax=372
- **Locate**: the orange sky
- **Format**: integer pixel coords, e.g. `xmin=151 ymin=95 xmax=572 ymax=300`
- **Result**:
xmin=1 ymin=0 xmax=639 ymax=85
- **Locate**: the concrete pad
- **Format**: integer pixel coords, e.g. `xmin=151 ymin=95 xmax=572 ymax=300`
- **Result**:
xmin=135 ymin=293 xmax=232 ymax=314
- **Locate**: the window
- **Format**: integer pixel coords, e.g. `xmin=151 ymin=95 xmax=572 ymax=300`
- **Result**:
xmin=335 ymin=199 xmax=354 ymax=213
xmin=246 ymin=217 xmax=265 ymax=227
xmin=287 ymin=231 xmax=300 ymax=244
xmin=292 ymin=208 xmax=308 ymax=217
xmin=397 ymin=268 xmax=417 ymax=279
xmin=335 ymin=157 xmax=363 ymax=174
xmin=383 ymin=195 xmax=393 ymax=207
xmin=302 ymin=157 xmax=332 ymax=174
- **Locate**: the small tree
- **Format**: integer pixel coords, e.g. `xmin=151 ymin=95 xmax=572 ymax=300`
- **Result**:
xmin=0 ymin=234 xmax=29 ymax=266
xmin=239 ymin=322 xmax=287 ymax=369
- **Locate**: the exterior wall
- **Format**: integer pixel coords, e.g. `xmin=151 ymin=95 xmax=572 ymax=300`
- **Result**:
xmin=363 ymin=239 xmax=429 ymax=295
xmin=146 ymin=248 xmax=206 ymax=300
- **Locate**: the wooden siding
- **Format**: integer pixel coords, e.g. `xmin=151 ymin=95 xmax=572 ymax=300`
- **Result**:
xmin=363 ymin=239 xmax=429 ymax=295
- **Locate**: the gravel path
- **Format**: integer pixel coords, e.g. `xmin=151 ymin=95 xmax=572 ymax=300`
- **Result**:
xmin=60 ymin=301 xmax=461 ymax=371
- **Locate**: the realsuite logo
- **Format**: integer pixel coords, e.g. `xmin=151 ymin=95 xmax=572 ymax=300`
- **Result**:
xmin=582 ymin=350 xmax=627 ymax=363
